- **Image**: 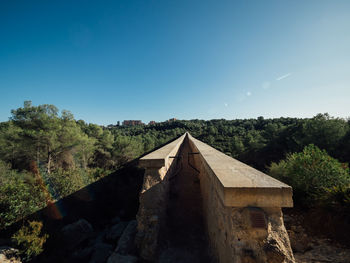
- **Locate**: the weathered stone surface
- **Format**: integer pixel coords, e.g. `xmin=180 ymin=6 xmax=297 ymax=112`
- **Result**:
xmin=288 ymin=229 xmax=311 ymax=253
xmin=61 ymin=219 xmax=93 ymax=250
xmin=89 ymin=243 xmax=114 ymax=263
xmin=136 ymin=133 xmax=295 ymax=263
xmin=186 ymin=134 xmax=295 ymax=263
xmin=136 ymin=136 xmax=183 ymax=261
xmin=187 ymin=133 xmax=293 ymax=208
xmin=106 ymin=222 xmax=129 ymax=242
xmin=0 ymin=247 xmax=21 ymax=263
xmin=110 ymin=216 xmax=121 ymax=225
xmin=115 ymin=220 xmax=137 ymax=255
xmin=107 ymin=253 xmax=138 ymax=263
xmin=294 ymin=238 xmax=350 ymax=263
xmin=72 ymin=246 xmax=94 ymax=261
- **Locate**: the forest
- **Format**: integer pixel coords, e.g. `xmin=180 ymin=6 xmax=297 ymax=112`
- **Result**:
xmin=1 ymin=101 xmax=350 ymax=260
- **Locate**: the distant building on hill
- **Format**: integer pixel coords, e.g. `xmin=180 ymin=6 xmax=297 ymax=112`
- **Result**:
xmin=148 ymin=121 xmax=156 ymax=125
xmin=122 ymin=120 xmax=144 ymax=126
xmin=168 ymin=118 xmax=177 ymax=122
xmin=107 ymin=121 xmax=121 ymax=128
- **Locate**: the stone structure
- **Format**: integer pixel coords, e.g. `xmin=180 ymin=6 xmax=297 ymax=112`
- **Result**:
xmin=136 ymin=133 xmax=294 ymax=263
xmin=122 ymin=120 xmax=144 ymax=126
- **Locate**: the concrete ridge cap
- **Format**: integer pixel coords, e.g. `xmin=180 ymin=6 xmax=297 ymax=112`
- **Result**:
xmin=139 ymin=133 xmax=187 ymax=168
xmin=187 ymin=133 xmax=292 ymax=189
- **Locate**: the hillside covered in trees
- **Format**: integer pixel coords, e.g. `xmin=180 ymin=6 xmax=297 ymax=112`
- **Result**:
xmin=1 ymin=102 xmax=350 ymax=227
xmin=1 ymin=101 xmax=350 ymax=262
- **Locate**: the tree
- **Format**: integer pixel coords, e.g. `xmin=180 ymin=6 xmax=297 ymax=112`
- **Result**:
xmin=9 ymin=101 xmax=93 ymax=173
xmin=269 ymin=144 xmax=350 ymax=207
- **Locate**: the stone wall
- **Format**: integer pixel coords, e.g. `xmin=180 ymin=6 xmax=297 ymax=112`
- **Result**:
xmin=187 ymin=135 xmax=295 ymax=263
xmin=135 ymin=135 xmax=185 ymax=261
xmin=136 ymin=133 xmax=294 ymax=262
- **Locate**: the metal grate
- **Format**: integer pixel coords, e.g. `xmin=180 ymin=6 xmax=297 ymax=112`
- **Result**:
xmin=250 ymin=211 xmax=267 ymax=229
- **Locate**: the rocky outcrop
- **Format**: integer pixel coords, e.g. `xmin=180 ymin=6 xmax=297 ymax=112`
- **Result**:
xmin=89 ymin=243 xmax=114 ymax=263
xmin=114 ymin=220 xmax=137 ymax=255
xmin=294 ymin=238 xmax=350 ymax=263
xmin=106 ymin=220 xmax=138 ymax=263
xmin=61 ymin=219 xmax=94 ymax=250
xmin=105 ymin=222 xmax=129 ymax=242
xmin=0 ymin=247 xmax=21 ymax=263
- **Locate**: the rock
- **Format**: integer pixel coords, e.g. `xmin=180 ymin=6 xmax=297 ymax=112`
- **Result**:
xmin=0 ymin=247 xmax=21 ymax=263
xmin=115 ymin=220 xmax=137 ymax=255
xmin=105 ymin=222 xmax=129 ymax=242
xmin=294 ymin=238 xmax=350 ymax=263
xmin=107 ymin=253 xmax=138 ymax=263
xmin=89 ymin=243 xmax=114 ymax=263
xmin=288 ymin=229 xmax=311 ymax=253
xmin=111 ymin=216 xmax=121 ymax=225
xmin=61 ymin=219 xmax=93 ymax=250
xmin=72 ymin=246 xmax=94 ymax=261
xmin=264 ymin=239 xmax=286 ymax=263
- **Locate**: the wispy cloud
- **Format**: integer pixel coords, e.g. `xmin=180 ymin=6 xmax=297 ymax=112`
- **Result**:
xmin=224 ymin=102 xmax=228 ymax=107
xmin=246 ymin=91 xmax=252 ymax=96
xmin=276 ymin=73 xmax=292 ymax=81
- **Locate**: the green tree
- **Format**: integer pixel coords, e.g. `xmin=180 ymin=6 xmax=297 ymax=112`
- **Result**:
xmin=0 ymin=165 xmax=45 ymax=228
xmin=269 ymin=144 xmax=350 ymax=207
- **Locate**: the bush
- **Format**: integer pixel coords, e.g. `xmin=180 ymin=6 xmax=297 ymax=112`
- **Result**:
xmin=44 ymin=168 xmax=87 ymax=200
xmin=269 ymin=144 xmax=350 ymax=207
xmin=12 ymin=221 xmax=48 ymax=262
xmin=0 ymin=170 xmax=46 ymax=229
xmin=322 ymin=185 xmax=350 ymax=210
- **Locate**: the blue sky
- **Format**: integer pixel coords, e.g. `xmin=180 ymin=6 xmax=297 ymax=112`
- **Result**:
xmin=1 ymin=0 xmax=349 ymax=125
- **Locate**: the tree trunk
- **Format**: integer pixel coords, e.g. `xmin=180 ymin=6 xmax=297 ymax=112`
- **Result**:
xmin=47 ymin=146 xmax=52 ymax=174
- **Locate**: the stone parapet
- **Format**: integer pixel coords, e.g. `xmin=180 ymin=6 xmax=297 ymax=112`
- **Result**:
xmin=136 ymin=134 xmax=186 ymax=261
xmin=136 ymin=133 xmax=295 ymax=263
xmin=186 ymin=133 xmax=295 ymax=263
xmin=187 ymin=133 xmax=293 ymax=208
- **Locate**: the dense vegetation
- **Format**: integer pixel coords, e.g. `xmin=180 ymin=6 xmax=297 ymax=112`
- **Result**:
xmin=270 ymin=144 xmax=350 ymax=207
xmin=1 ymin=101 xmax=350 ymax=231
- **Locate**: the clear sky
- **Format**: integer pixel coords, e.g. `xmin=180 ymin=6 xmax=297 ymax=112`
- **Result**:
xmin=1 ymin=0 xmax=349 ymax=125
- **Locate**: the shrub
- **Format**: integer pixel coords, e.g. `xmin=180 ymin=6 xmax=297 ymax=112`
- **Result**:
xmin=44 ymin=168 xmax=87 ymax=200
xmin=0 ymin=174 xmax=45 ymax=229
xmin=269 ymin=144 xmax=350 ymax=207
xmin=12 ymin=221 xmax=48 ymax=262
xmin=322 ymin=185 xmax=350 ymax=211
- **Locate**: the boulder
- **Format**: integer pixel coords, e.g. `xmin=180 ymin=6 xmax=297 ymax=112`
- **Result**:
xmin=288 ymin=227 xmax=311 ymax=253
xmin=89 ymin=243 xmax=114 ymax=263
xmin=264 ymin=238 xmax=287 ymax=263
xmin=61 ymin=219 xmax=93 ymax=250
xmin=72 ymin=246 xmax=94 ymax=261
xmin=105 ymin=222 xmax=129 ymax=242
xmin=110 ymin=216 xmax=121 ymax=225
xmin=114 ymin=220 xmax=137 ymax=255
xmin=107 ymin=253 xmax=138 ymax=263
xmin=0 ymin=247 xmax=21 ymax=263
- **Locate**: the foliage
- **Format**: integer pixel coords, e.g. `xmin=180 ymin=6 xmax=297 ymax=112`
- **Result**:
xmin=2 ymin=101 xmax=350 ymax=230
xmin=43 ymin=168 xmax=87 ymax=200
xmin=0 ymin=164 xmax=46 ymax=229
xmin=12 ymin=221 xmax=48 ymax=262
xmin=269 ymin=144 xmax=350 ymax=207
xmin=321 ymin=184 xmax=350 ymax=212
